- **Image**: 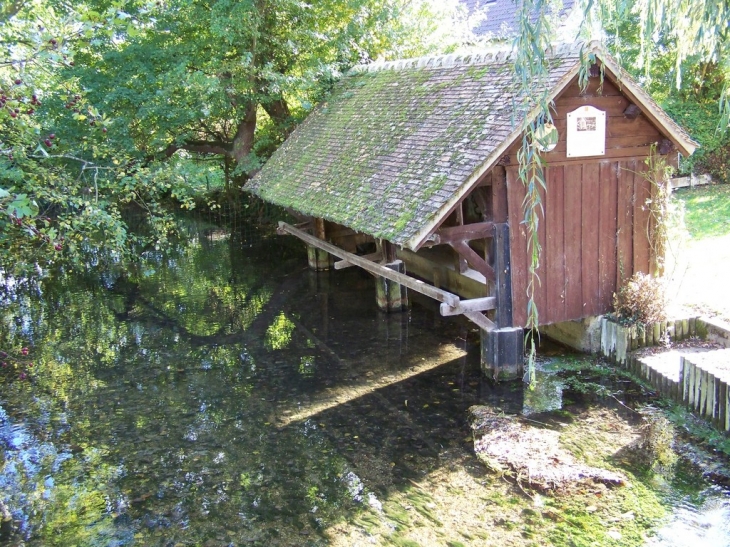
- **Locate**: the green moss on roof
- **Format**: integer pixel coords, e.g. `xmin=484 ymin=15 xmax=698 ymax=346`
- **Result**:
xmin=246 ymin=48 xmax=579 ymax=249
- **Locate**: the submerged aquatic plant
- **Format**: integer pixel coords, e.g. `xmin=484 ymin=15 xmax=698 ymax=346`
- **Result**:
xmin=632 ymin=406 xmax=679 ymax=473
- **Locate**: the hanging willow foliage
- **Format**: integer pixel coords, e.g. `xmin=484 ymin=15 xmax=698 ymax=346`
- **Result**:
xmin=513 ymin=0 xmax=558 ymax=385
xmin=582 ymin=0 xmax=730 ymax=127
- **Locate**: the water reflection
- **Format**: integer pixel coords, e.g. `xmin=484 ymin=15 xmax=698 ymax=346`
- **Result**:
xmin=0 ymin=217 xmax=729 ymax=546
xmin=0 ymin=217 xmax=489 ymax=545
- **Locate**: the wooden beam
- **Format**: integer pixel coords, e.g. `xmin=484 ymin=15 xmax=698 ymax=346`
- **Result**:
xmin=464 ymin=311 xmax=497 ymax=331
xmin=493 ymin=223 xmax=513 ymax=327
xmin=278 ymin=221 xmax=460 ymax=307
xmin=334 ymin=252 xmax=382 ymax=270
xmin=440 ymin=297 xmax=497 ymax=316
xmin=450 ymin=240 xmax=496 ymax=283
xmin=432 ymin=221 xmax=494 ymax=245
xmin=623 ymin=103 xmax=641 ymax=119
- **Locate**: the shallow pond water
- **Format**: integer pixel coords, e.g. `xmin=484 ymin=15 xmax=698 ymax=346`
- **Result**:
xmin=0 ymin=217 xmax=729 ymax=546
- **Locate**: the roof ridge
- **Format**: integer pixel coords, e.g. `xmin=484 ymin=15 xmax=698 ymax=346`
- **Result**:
xmin=349 ymin=41 xmax=588 ymax=74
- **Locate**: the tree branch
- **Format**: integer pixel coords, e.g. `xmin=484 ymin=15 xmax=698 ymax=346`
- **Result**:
xmin=165 ymin=140 xmax=232 ymax=158
xmin=261 ymin=97 xmax=293 ymax=137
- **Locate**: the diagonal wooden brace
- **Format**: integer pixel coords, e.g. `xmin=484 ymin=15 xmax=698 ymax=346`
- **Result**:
xmin=449 ymin=240 xmax=496 ymax=283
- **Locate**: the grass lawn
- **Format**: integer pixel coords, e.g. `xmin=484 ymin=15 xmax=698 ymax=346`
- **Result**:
xmin=675 ymin=184 xmax=730 ymax=239
xmin=666 ymin=184 xmax=730 ymax=323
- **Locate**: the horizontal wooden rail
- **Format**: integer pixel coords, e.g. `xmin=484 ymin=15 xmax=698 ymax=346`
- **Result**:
xmin=334 ymin=252 xmax=382 ymax=270
xmin=440 ymin=297 xmax=496 ymax=316
xmin=278 ymin=222 xmax=464 ymax=308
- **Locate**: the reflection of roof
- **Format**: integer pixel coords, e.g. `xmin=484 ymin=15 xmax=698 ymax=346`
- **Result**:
xmin=246 ymin=42 xmax=697 ymax=250
xmin=462 ymin=0 xmax=576 ymax=37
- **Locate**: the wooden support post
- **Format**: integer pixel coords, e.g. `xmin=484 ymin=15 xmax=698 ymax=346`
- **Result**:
xmin=383 ymin=240 xmax=397 ymax=263
xmin=492 ymin=166 xmax=508 ymax=223
xmin=493 ymin=223 xmax=513 ymax=328
xmin=375 ymin=260 xmax=408 ymax=312
xmin=455 ymin=204 xmax=468 ymax=273
xmin=480 ymin=222 xmax=521 ymax=380
xmin=307 ymin=218 xmax=331 ymax=271
xmin=481 ymin=327 xmax=524 ymax=381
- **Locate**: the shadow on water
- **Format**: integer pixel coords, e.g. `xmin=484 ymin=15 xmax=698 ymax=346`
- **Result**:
xmin=0 ymin=215 xmax=729 ymax=546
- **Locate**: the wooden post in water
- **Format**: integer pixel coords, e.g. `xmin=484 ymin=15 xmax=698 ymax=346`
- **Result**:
xmin=307 ymin=218 xmax=331 ymax=271
xmin=375 ymin=242 xmax=408 ymax=312
xmin=481 ymin=223 xmax=524 ymax=380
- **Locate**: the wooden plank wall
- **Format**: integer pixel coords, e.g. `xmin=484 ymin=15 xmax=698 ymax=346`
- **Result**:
xmin=507 ymin=160 xmax=654 ymax=328
xmin=505 ymin=77 xmax=673 ymax=165
xmin=503 ymin=71 xmax=671 ymax=328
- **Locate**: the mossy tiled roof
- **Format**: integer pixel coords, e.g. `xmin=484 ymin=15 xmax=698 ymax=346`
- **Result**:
xmin=245 ymin=43 xmax=693 ymax=250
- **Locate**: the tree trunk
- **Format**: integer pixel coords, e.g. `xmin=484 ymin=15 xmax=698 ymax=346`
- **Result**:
xmin=232 ymin=102 xmax=257 ymax=165
xmin=262 ymin=97 xmax=293 ymax=139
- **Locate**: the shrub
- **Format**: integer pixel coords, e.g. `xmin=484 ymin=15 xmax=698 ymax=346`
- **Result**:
xmin=612 ymin=272 xmax=667 ymax=326
xmin=661 ymin=95 xmax=730 ymax=183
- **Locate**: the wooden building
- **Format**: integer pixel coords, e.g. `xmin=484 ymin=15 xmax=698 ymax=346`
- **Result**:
xmin=246 ymin=41 xmax=698 ymax=378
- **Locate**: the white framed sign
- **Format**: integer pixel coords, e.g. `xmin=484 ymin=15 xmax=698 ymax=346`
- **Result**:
xmin=566 ymin=105 xmax=606 ymax=157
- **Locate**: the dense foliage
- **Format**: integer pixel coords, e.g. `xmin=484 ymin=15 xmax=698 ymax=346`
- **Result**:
xmin=599 ymin=7 xmax=730 ymax=181
xmin=1 ymin=0 xmax=467 ymax=275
